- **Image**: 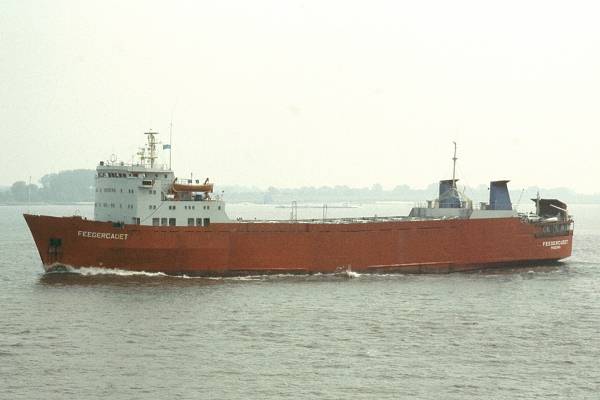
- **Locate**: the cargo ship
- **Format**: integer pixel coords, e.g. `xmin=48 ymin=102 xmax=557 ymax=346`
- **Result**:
xmin=25 ymin=132 xmax=573 ymax=275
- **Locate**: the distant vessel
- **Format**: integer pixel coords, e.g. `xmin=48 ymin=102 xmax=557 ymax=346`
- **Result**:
xmin=25 ymin=133 xmax=573 ymax=275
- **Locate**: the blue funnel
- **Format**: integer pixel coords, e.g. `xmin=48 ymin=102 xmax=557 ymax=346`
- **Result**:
xmin=439 ymin=179 xmax=460 ymax=208
xmin=489 ymin=180 xmax=512 ymax=210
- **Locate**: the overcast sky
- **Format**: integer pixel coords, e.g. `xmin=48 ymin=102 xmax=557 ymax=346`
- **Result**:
xmin=2 ymin=0 xmax=599 ymax=193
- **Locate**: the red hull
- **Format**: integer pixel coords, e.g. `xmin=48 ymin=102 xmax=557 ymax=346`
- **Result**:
xmin=24 ymin=214 xmax=572 ymax=275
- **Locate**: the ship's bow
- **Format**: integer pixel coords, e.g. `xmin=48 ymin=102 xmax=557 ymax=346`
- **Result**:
xmin=24 ymin=214 xmax=69 ymax=271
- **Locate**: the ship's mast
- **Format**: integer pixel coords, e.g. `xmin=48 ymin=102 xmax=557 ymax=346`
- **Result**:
xmin=144 ymin=131 xmax=159 ymax=168
xmin=452 ymin=141 xmax=458 ymax=189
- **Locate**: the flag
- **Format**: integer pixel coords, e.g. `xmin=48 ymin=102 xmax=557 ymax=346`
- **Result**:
xmin=163 ymin=144 xmax=171 ymax=150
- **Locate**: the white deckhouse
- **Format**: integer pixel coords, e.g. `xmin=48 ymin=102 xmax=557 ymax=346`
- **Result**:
xmin=94 ymin=132 xmax=229 ymax=227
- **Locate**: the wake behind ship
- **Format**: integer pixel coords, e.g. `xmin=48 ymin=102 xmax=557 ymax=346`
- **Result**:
xmin=25 ymin=133 xmax=573 ymax=275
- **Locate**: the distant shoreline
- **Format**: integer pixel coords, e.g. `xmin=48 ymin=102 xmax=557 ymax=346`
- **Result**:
xmin=0 ymin=202 xmax=94 ymax=207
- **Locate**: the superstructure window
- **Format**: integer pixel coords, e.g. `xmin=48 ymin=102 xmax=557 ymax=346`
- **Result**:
xmin=203 ymin=218 xmax=210 ymax=227
xmin=169 ymin=218 xmax=176 ymax=226
xmin=196 ymin=218 xmax=202 ymax=226
xmin=187 ymin=218 xmax=194 ymax=226
xmin=152 ymin=218 xmax=159 ymax=226
xmin=161 ymin=218 xmax=167 ymax=226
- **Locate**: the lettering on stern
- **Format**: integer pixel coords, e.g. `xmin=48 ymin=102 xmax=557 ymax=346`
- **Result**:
xmin=542 ymin=239 xmax=568 ymax=250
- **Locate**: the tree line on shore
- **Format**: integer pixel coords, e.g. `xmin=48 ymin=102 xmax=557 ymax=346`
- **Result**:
xmin=1 ymin=169 xmax=598 ymax=204
xmin=1 ymin=170 xmax=95 ymax=203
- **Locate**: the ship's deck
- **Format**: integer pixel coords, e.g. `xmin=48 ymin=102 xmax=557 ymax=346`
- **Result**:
xmin=238 ymin=215 xmax=456 ymax=224
xmin=236 ymin=213 xmax=568 ymax=225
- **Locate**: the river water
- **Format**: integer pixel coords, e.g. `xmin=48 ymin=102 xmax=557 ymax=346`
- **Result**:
xmin=1 ymin=203 xmax=599 ymax=399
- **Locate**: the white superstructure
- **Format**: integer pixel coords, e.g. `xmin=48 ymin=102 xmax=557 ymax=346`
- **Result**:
xmin=93 ymin=132 xmax=230 ymax=226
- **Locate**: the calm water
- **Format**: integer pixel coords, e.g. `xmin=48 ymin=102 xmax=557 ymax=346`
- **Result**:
xmin=1 ymin=203 xmax=599 ymax=399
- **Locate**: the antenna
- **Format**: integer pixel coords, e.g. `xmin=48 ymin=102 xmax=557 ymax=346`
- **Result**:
xmin=169 ymin=118 xmax=173 ymax=170
xmin=452 ymin=141 xmax=458 ymax=189
xmin=27 ymin=176 xmax=31 ymax=213
xmin=168 ymin=103 xmax=176 ymax=171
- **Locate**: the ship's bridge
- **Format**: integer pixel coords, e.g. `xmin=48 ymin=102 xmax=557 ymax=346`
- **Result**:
xmin=93 ymin=131 xmax=230 ymax=227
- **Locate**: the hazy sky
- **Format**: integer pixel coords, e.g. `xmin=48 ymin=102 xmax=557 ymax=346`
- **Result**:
xmin=2 ymin=0 xmax=599 ymax=193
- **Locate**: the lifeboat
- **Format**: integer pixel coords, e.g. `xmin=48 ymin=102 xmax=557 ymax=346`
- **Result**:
xmin=172 ymin=183 xmax=213 ymax=193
